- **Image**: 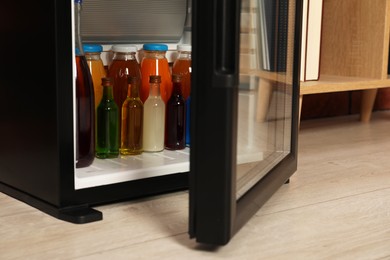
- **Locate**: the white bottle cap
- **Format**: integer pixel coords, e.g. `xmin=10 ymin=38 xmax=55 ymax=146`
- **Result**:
xmin=112 ymin=44 xmax=138 ymax=53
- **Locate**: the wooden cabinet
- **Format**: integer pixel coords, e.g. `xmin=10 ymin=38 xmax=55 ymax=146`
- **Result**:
xmin=300 ymin=0 xmax=390 ymax=122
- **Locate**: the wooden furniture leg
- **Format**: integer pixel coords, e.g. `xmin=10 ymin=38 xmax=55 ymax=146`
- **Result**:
xmin=256 ymin=79 xmax=273 ymax=122
xmin=360 ymin=89 xmax=378 ymax=122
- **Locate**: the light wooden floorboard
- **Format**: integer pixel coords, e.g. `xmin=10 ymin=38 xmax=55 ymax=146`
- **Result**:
xmin=2 ymin=111 xmax=390 ymax=259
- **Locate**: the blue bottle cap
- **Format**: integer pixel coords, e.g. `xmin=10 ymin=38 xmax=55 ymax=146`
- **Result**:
xmin=83 ymin=44 xmax=103 ymax=53
xmin=143 ymin=43 xmax=168 ymax=51
xmin=74 ymin=0 xmax=83 ymax=3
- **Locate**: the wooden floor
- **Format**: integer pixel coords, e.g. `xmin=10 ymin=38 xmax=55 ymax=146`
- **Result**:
xmin=2 ymin=111 xmax=390 ymax=259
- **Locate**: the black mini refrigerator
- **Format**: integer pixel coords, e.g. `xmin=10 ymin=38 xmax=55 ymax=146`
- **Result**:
xmin=0 ymin=0 xmax=302 ymax=245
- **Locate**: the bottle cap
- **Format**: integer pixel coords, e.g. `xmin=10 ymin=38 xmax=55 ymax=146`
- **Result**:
xmin=143 ymin=43 xmax=168 ymax=52
xmin=101 ymin=77 xmax=114 ymax=86
xmin=112 ymin=44 xmax=138 ymax=53
xmin=74 ymin=0 xmax=83 ymax=3
xmin=177 ymin=44 xmax=191 ymax=52
xmin=83 ymin=44 xmax=103 ymax=53
xmin=149 ymin=75 xmax=162 ymax=83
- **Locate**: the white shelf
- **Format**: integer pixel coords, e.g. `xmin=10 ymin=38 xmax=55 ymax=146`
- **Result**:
xmin=75 ymin=148 xmax=190 ymax=189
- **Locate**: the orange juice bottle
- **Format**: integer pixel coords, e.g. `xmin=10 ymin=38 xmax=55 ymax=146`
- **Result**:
xmin=140 ymin=44 xmax=172 ymax=104
xmin=84 ymin=44 xmax=106 ymax=110
xmin=172 ymin=44 xmax=191 ymax=100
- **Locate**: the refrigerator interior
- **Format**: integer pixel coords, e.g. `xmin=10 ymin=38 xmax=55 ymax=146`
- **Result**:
xmin=74 ymin=0 xmax=294 ymax=196
xmin=73 ymin=0 xmax=190 ymax=190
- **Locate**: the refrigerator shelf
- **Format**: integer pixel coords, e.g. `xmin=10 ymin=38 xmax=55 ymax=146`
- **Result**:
xmin=75 ymin=148 xmax=190 ymax=189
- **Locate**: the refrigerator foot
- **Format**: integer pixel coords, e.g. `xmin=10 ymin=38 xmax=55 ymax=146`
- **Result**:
xmin=59 ymin=206 xmax=103 ymax=224
xmin=284 ymin=179 xmax=290 ymax=184
xmin=0 ymin=181 xmax=102 ymax=224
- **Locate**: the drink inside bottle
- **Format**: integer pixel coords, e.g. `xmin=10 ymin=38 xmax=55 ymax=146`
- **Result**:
xmin=165 ymin=74 xmax=186 ymax=150
xmin=108 ymin=44 xmax=142 ymax=138
xmin=185 ymin=96 xmax=191 ymax=146
xmin=74 ymin=0 xmax=95 ymax=168
xmin=172 ymin=44 xmax=192 ymax=147
xmin=140 ymin=44 xmax=172 ymax=104
xmin=121 ymin=77 xmax=144 ymax=155
xmin=96 ymin=77 xmax=119 ymax=158
xmin=143 ymin=75 xmax=165 ymax=152
xmin=84 ymin=44 xmax=106 ymax=111
xmin=172 ymin=44 xmax=192 ymax=100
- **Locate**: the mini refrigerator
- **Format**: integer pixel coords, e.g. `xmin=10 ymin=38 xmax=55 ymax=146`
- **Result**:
xmin=0 ymin=0 xmax=302 ymax=245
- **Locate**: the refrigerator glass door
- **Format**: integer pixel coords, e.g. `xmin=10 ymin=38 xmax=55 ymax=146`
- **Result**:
xmin=190 ymin=0 xmax=301 ymax=245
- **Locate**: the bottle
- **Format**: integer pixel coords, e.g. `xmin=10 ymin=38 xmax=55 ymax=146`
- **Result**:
xmin=165 ymin=74 xmax=186 ymax=150
xmin=74 ymin=0 xmax=95 ymax=168
xmin=120 ymin=77 xmax=143 ymax=155
xmin=108 ymin=44 xmax=142 ymax=137
xmin=84 ymin=44 xmax=107 ymax=111
xmin=172 ymin=44 xmax=192 ymax=100
xmin=185 ymin=96 xmax=191 ymax=146
xmin=143 ymin=75 xmax=165 ymax=152
xmin=172 ymin=44 xmax=192 ymax=146
xmin=96 ymin=78 xmax=119 ymax=158
xmin=140 ymin=44 xmax=172 ymax=104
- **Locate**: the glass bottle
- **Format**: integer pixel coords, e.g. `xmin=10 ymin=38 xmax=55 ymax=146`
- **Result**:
xmin=121 ymin=77 xmax=144 ymax=155
xmin=185 ymin=96 xmax=191 ymax=146
xmin=172 ymin=44 xmax=192 ymax=146
xmin=143 ymin=75 xmax=165 ymax=152
xmin=140 ymin=44 xmax=172 ymax=104
xmin=172 ymin=44 xmax=192 ymax=100
xmin=96 ymin=77 xmax=119 ymax=158
xmin=108 ymin=44 xmax=142 ymax=137
xmin=74 ymin=0 xmax=95 ymax=168
xmin=165 ymin=74 xmax=186 ymax=150
xmin=84 ymin=44 xmax=106 ymax=111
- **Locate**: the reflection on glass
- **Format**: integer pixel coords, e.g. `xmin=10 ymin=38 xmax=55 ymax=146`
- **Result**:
xmin=236 ymin=0 xmax=295 ymax=199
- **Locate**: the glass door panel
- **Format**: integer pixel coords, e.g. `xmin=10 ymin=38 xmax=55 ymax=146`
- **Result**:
xmin=190 ymin=0 xmax=301 ymax=245
xmin=236 ymin=0 xmax=295 ymax=198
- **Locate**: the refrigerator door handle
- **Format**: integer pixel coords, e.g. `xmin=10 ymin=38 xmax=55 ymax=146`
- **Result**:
xmin=213 ymin=0 xmax=241 ymax=88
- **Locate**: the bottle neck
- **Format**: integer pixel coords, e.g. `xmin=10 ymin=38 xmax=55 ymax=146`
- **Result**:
xmin=103 ymin=85 xmax=115 ymax=100
xmin=149 ymin=82 xmax=161 ymax=97
xmin=74 ymin=2 xmax=84 ymax=56
xmin=172 ymin=81 xmax=183 ymax=96
xmin=128 ymin=82 xmax=140 ymax=98
xmin=144 ymin=50 xmax=167 ymax=60
xmin=113 ymin=52 xmax=136 ymax=61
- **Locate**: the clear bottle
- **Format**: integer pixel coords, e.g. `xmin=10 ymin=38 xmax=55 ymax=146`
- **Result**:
xmin=140 ymin=44 xmax=172 ymax=104
xmin=74 ymin=0 xmax=95 ymax=168
xmin=108 ymin=44 xmax=142 ymax=136
xmin=84 ymin=44 xmax=107 ymax=111
xmin=96 ymin=77 xmax=119 ymax=158
xmin=165 ymin=74 xmax=186 ymax=150
xmin=143 ymin=75 xmax=165 ymax=152
xmin=172 ymin=44 xmax=192 ymax=146
xmin=121 ymin=77 xmax=144 ymax=155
